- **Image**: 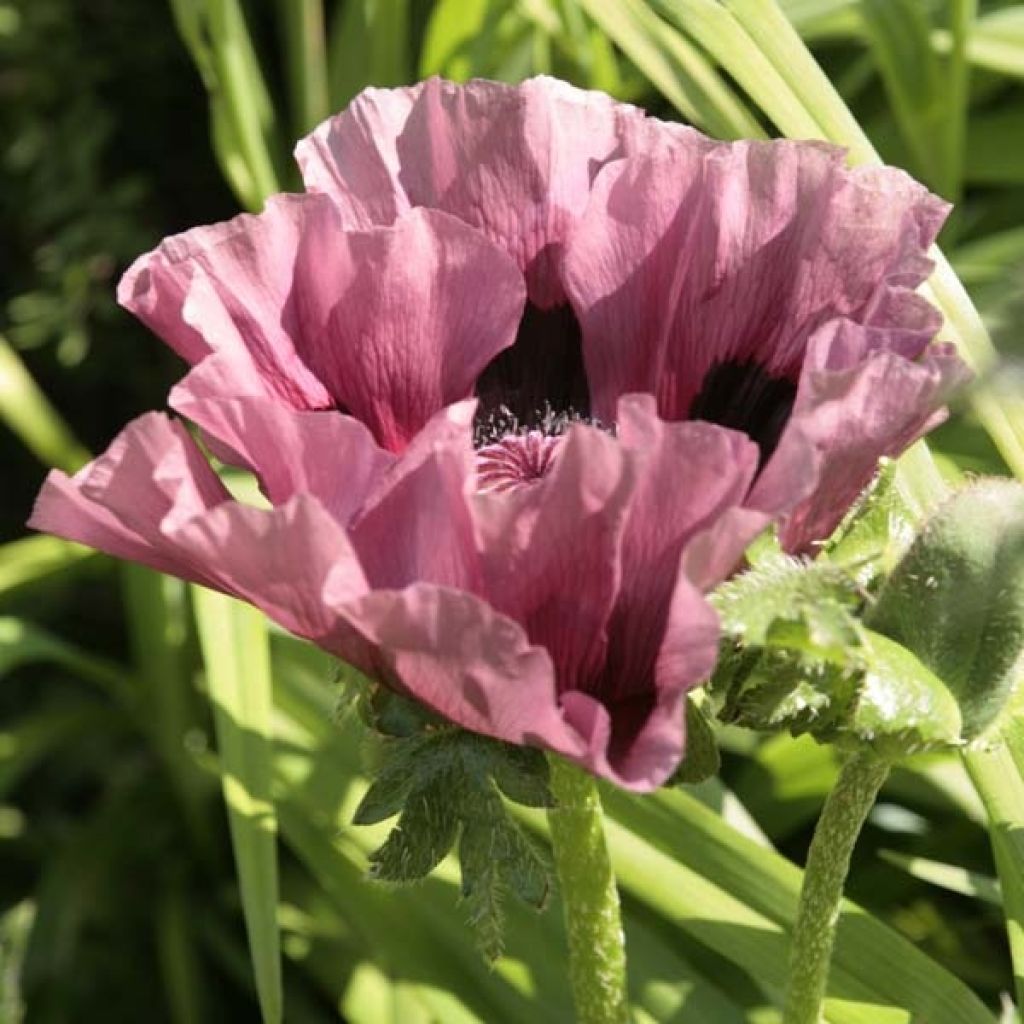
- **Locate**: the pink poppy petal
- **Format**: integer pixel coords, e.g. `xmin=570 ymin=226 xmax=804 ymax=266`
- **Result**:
xmin=564 ymin=139 xmax=950 ymax=426
xmin=297 ymin=76 xmax=687 ymax=307
xmin=754 ymin=325 xmax=971 ymax=551
xmin=290 ymin=207 xmax=525 ymax=451
xmin=173 ymin=495 xmax=370 ymax=649
xmin=29 ymin=413 xmax=231 ymax=586
xmin=335 ymin=582 xmax=581 ymax=754
xmin=348 ymin=444 xmax=480 ymax=593
xmin=169 ymin=389 xmax=395 ymax=523
xmin=119 ymin=195 xmax=336 ymax=409
xmin=564 ymin=398 xmax=760 ymax=784
xmin=473 ymin=423 xmax=634 ymax=692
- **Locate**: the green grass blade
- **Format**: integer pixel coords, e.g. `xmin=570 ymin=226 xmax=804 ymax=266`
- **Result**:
xmin=279 ymin=0 xmax=330 ymax=137
xmin=964 ymin=741 xmax=1024 ymax=1015
xmin=0 ymin=616 xmax=134 ymax=704
xmin=651 ymin=0 xmax=823 ymax=138
xmin=575 ymin=0 xmax=765 ymax=138
xmin=329 ymin=0 xmax=412 ymax=109
xmin=0 ymin=536 xmax=96 ymax=597
xmin=878 ymin=849 xmax=1001 ymax=906
xmin=167 ymin=0 xmax=282 ymax=208
xmin=156 ymin=878 xmax=208 ymax=1024
xmin=0 ymin=333 xmax=89 ymax=473
xmin=941 ymin=0 xmax=976 ymax=201
xmin=193 ymin=588 xmax=282 ymax=1024
xmin=954 ymin=6 xmax=1024 ymax=79
xmin=597 ymin=785 xmax=996 ymax=1024
xmin=859 ymin=0 xmax=946 ymax=191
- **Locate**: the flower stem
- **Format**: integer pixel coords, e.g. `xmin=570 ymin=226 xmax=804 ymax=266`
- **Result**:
xmin=784 ymin=749 xmax=890 ymax=1024
xmin=546 ymin=756 xmax=630 ymax=1024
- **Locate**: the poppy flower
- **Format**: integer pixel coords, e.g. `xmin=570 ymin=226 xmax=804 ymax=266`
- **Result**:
xmin=30 ymin=77 xmax=967 ymax=789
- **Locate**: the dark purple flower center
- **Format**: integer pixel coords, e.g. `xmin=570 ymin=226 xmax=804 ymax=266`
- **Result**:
xmin=688 ymin=360 xmax=797 ymax=465
xmin=475 ymin=301 xmax=797 ymax=478
xmin=476 ymin=302 xmax=589 ymax=429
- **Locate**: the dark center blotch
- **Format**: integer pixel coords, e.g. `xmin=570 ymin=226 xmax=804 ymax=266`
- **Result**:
xmin=689 ymin=360 xmax=797 ymax=465
xmin=475 ymin=301 xmax=590 ymax=430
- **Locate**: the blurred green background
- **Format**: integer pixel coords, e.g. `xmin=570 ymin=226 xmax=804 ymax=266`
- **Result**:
xmin=1 ymin=1 xmax=1023 ymax=1022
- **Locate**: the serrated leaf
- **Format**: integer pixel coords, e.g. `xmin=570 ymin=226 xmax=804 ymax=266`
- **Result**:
xmin=458 ymin=818 xmax=506 ymax=962
xmin=490 ymin=746 xmax=554 ymax=808
xmin=867 ymin=480 xmax=1024 ymax=739
xmin=351 ymin=756 xmax=419 ymax=826
xmin=497 ymin=823 xmax=551 ymax=911
xmin=368 ymin=787 xmax=459 ymax=883
xmin=668 ymin=697 xmax=721 ymax=785
xmin=712 ymin=554 xmax=863 ymax=659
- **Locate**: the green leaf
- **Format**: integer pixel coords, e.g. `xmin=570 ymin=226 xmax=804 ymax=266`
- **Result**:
xmin=964 ymin=741 xmax=1024 ymax=1015
xmin=168 ymin=0 xmax=283 ymax=209
xmin=0 ymin=535 xmax=96 ymax=596
xmin=668 ymin=696 xmax=721 ymax=786
xmin=193 ymin=588 xmax=282 ymax=1024
xmin=278 ymin=0 xmax=329 ymax=137
xmin=712 ymin=554 xmax=863 ymax=657
xmin=960 ymin=6 xmax=1024 ymax=80
xmin=490 ymin=745 xmax=554 ymax=808
xmin=368 ymin=785 xmax=460 ymax=882
xmin=652 ymin=0 xmax=824 ymax=138
xmin=420 ymin=0 xmax=485 ymax=77
xmin=355 ymin=720 xmax=554 ymax=958
xmin=965 ymin=106 xmax=1024 ymax=185
xmin=867 ymin=480 xmax=1024 ymax=739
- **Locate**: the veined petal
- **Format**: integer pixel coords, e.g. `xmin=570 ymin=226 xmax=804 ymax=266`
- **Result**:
xmin=291 ymin=207 xmax=525 ymax=450
xmin=753 ymin=325 xmax=972 ymax=551
xmin=473 ymin=423 xmax=635 ymax=693
xmin=297 ymin=76 xmax=690 ymax=307
xmin=564 ymin=139 xmax=950 ymax=428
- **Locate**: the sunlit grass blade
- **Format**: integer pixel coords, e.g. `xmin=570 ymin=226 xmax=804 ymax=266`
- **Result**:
xmin=123 ymin=566 xmax=213 ymax=855
xmin=0 ymin=333 xmax=89 ymax=473
xmin=878 ymin=849 xmax=1001 ymax=905
xmin=194 ymin=588 xmax=282 ymax=1024
xmin=0 ymin=535 xmax=96 ymax=597
xmin=964 ymin=741 xmax=1024 ymax=1015
xmin=778 ymin=0 xmax=861 ymax=41
xmin=271 ymin=635 xmax=994 ymax=1024
xmin=598 ymin=785 xmax=996 ymax=1024
xmin=652 ymin=0 xmax=823 ymax=138
xmin=933 ymin=6 xmax=1024 ymax=80
xmin=575 ymin=0 xmax=765 ymax=138
xmin=279 ymin=0 xmax=330 ymax=138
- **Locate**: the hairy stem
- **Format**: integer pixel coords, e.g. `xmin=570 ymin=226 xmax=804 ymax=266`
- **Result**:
xmin=546 ymin=756 xmax=630 ymax=1024
xmin=785 ymin=750 xmax=890 ymax=1024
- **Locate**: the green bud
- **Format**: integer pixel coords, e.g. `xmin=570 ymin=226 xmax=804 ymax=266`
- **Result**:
xmin=866 ymin=479 xmax=1024 ymax=739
